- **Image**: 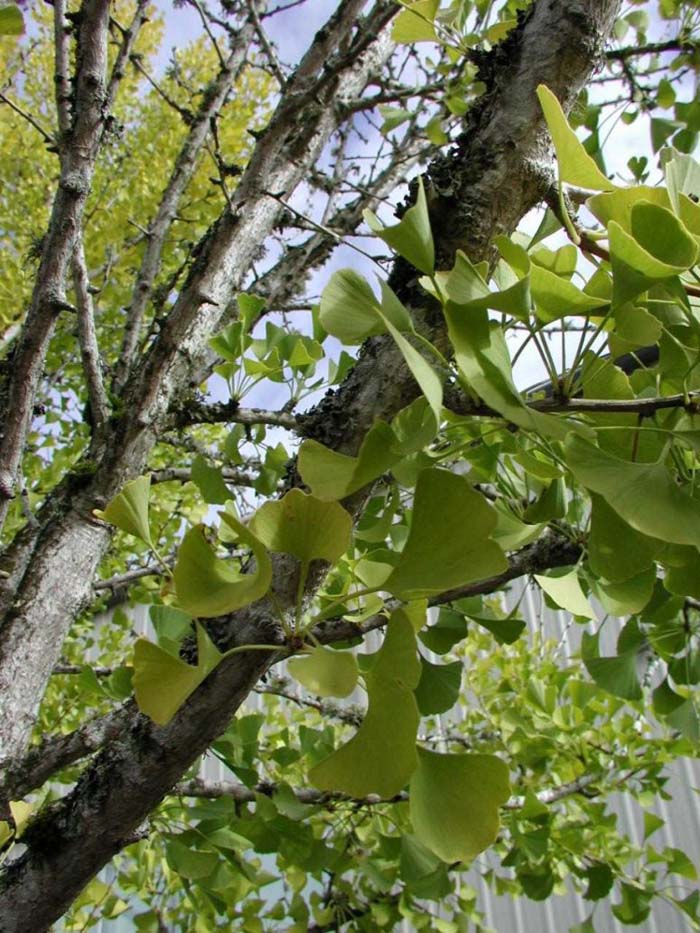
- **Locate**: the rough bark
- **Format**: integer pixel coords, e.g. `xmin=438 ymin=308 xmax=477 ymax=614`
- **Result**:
xmin=0 ymin=0 xmax=395 ymax=771
xmin=0 ymin=2 xmax=622 ymax=928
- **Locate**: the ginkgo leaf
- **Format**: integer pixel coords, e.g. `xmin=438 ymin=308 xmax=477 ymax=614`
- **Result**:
xmin=377 ymin=308 xmax=443 ymax=425
xmin=133 ymin=622 xmax=223 ymax=725
xmin=249 ymin=489 xmax=352 ymax=564
xmin=384 ymin=468 xmax=507 ymax=600
xmin=414 ymin=657 xmax=462 ymax=715
xmin=530 ymin=264 xmax=607 ymax=322
xmin=582 ymin=629 xmax=643 ymax=701
xmin=191 ymin=456 xmax=231 ymax=505
xmin=444 ymin=302 xmax=574 ymax=441
xmin=409 ymin=749 xmax=511 ymax=863
xmin=94 ymin=475 xmax=153 ymax=546
xmin=298 ymin=422 xmax=400 ymax=501
xmin=588 ymin=494 xmax=657 ymax=582
xmin=392 ymin=0 xmax=439 ymax=43
xmin=288 ymin=646 xmax=358 ymax=698
xmin=173 ymin=513 xmax=272 ymax=618
xmin=536 ymin=85 xmax=614 ymax=191
xmin=566 ymin=435 xmax=700 ymax=549
xmin=309 ymin=610 xmax=420 ymax=797
xmin=318 ymin=269 xmax=385 ymax=344
xmin=0 ymin=6 xmax=24 ymax=36
xmin=534 ymin=570 xmax=596 ymax=620
xmin=365 ymin=176 xmax=434 ymax=274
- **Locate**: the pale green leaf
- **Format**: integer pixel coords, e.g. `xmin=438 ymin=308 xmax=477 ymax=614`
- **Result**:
xmin=536 ymin=85 xmax=614 ymax=190
xmin=409 ymin=749 xmax=511 ymax=862
xmin=377 ymin=308 xmax=443 ymax=425
xmin=0 ymin=6 xmax=24 ymax=36
xmin=288 ymin=646 xmax=358 ymax=698
xmin=173 ymin=513 xmax=272 ymax=618
xmin=534 ymin=570 xmax=596 ymax=619
xmin=318 ymin=269 xmax=384 ymax=344
xmin=133 ymin=622 xmax=222 ymax=725
xmin=249 ymin=488 xmax=352 ymax=564
xmin=365 ymin=176 xmax=434 ymax=274
xmin=297 ymin=421 xmax=399 ymax=501
xmin=309 ymin=609 xmax=420 ymax=796
xmin=566 ymin=435 xmax=700 ymax=548
xmin=392 ymin=0 xmax=439 ymax=44
xmin=530 ymin=264 xmax=607 ymax=322
xmin=385 ymin=468 xmax=507 ymax=600
xmin=590 ymin=566 xmax=656 ymax=616
xmin=191 ymin=456 xmax=231 ymax=505
xmin=94 ymin=475 xmax=153 ymax=547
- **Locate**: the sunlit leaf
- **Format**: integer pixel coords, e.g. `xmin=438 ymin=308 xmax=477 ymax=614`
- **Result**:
xmin=94 ymin=475 xmax=153 ymax=546
xmin=250 ymin=489 xmax=352 ymax=564
xmin=534 ymin=570 xmax=596 ymax=620
xmin=566 ymin=435 xmax=700 ymax=548
xmin=392 ymin=0 xmax=439 ymax=43
xmin=298 ymin=421 xmax=399 ymax=501
xmin=537 ymin=85 xmax=614 ymax=190
xmin=191 ymin=456 xmax=231 ymax=505
xmin=133 ymin=622 xmax=223 ymax=725
xmin=409 ymin=749 xmax=510 ymax=862
xmin=309 ymin=609 xmax=420 ymax=796
xmin=173 ymin=513 xmax=272 ymax=618
xmin=385 ymin=468 xmax=507 ymax=599
xmin=365 ymin=176 xmax=435 ymax=274
xmin=288 ymin=646 xmax=358 ymax=698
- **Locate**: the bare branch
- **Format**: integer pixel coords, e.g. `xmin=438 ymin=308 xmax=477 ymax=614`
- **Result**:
xmin=72 ymin=240 xmax=110 ymax=434
xmin=112 ymin=17 xmax=256 ymax=391
xmin=172 ymin=399 xmax=301 ymax=431
xmin=0 ymin=92 xmax=53 ymax=144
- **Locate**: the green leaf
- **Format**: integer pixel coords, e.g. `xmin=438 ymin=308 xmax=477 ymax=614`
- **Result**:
xmin=191 ymin=456 xmax=232 ymax=505
xmin=298 ymin=421 xmax=399 ymax=501
xmin=587 ymin=185 xmax=670 ymax=231
xmin=664 ymin=150 xmax=700 ymax=214
xmin=530 ymin=264 xmax=607 ymax=322
xmin=609 ymin=202 xmax=698 ymax=306
xmin=0 ymin=6 xmax=24 ymax=36
xmin=581 ymin=630 xmax=642 ymax=701
xmin=418 ymin=609 xmax=468 ymax=655
xmin=288 ymin=647 xmax=358 ymax=699
xmin=523 ymin=478 xmax=566 ymax=524
xmin=534 ymin=570 xmax=596 ymax=620
xmin=377 ymin=307 xmax=443 ymax=425
xmin=94 ymin=475 xmax=153 ymax=546
xmin=318 ymin=269 xmax=385 ymax=344
xmin=470 ymin=612 xmax=526 ymax=645
xmin=392 ymin=0 xmax=439 ymax=44
xmin=309 ymin=609 xmax=420 ymax=797
xmin=409 ymin=749 xmax=510 ymax=863
xmin=173 ymin=513 xmax=272 ymax=618
xmin=444 ymin=303 xmax=572 ymax=441
xmin=536 ymin=85 xmax=614 ymax=190
xmin=566 ymin=435 xmax=700 ymax=548
xmin=165 ymin=837 xmax=218 ymax=880
xmin=365 ymin=176 xmax=435 ymax=274
xmin=612 ymin=882 xmax=652 ymax=925
xmin=643 ymin=811 xmax=665 ymax=840
xmin=590 ymin=566 xmax=655 ymax=616
xmin=133 ymin=622 xmax=223 ymax=725
xmin=384 ymin=468 xmax=507 ymax=600
xmin=414 ymin=657 xmax=462 ymax=715
xmin=584 ymin=863 xmax=614 ymax=901
xmin=249 ymin=489 xmax=352 ymax=564
xmin=149 ymin=605 xmax=193 ymax=652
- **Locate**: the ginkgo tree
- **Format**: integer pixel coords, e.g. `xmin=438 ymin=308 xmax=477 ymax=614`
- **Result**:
xmin=0 ymin=0 xmax=699 ymax=930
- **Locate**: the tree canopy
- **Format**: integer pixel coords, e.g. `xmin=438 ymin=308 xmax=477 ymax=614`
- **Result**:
xmin=0 ymin=0 xmax=699 ymax=930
